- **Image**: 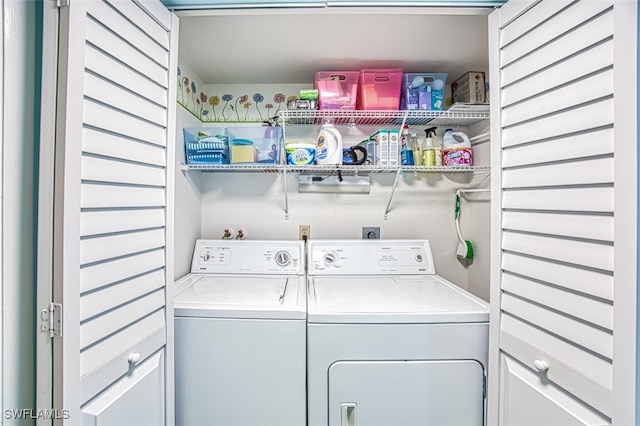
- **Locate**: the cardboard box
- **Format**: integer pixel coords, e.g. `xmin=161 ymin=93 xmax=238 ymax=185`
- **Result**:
xmin=452 ymin=72 xmax=486 ymax=104
xmin=388 ymin=129 xmax=399 ymax=166
xmin=373 ymin=129 xmax=389 ymax=165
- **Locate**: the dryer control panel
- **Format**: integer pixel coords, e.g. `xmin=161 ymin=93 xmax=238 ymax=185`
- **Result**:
xmin=308 ymin=240 xmax=435 ymax=275
xmin=191 ymin=240 xmax=305 ymax=275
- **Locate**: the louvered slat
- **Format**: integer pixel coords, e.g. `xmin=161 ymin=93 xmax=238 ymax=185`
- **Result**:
xmin=81 ymin=184 xmax=165 ymax=208
xmin=82 ymin=127 xmax=166 ymax=166
xmin=502 ymin=211 xmax=613 ymax=242
xmin=80 ymin=248 xmax=165 ymax=293
xmin=81 ymin=208 xmax=165 ymax=236
xmin=502 ymin=127 xmax=614 ymax=168
xmin=81 ymin=155 xmax=165 ymax=186
xmin=80 ymin=228 xmax=165 ymax=265
xmin=83 ymin=100 xmax=166 ymax=146
xmin=502 ymin=252 xmax=613 ymax=301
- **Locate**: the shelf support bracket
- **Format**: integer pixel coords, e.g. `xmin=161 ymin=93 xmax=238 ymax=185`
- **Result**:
xmin=283 ymin=167 xmax=289 ymax=220
xmin=384 ymin=168 xmax=402 ymax=220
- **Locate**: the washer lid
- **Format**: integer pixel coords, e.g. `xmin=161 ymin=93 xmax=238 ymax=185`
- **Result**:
xmin=307 ymin=275 xmax=489 ymax=324
xmin=174 ymin=275 xmax=305 ymax=319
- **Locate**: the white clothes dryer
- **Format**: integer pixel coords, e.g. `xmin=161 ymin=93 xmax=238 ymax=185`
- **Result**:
xmin=174 ymin=240 xmax=306 ymax=426
xmin=306 ymin=240 xmax=490 ymax=426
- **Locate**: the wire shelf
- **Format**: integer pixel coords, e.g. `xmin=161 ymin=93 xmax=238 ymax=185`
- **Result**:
xmin=179 ymin=163 xmax=490 ymax=173
xmin=278 ymin=109 xmax=490 ymax=127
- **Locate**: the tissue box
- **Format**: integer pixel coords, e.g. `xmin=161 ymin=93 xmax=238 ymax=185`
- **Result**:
xmin=400 ymin=73 xmax=447 ymax=111
xmin=315 ymin=71 xmax=359 ymax=110
xmin=227 ymin=126 xmax=281 ymax=164
xmin=183 ymin=127 xmax=228 ymax=164
xmin=452 ymin=72 xmax=486 ymax=104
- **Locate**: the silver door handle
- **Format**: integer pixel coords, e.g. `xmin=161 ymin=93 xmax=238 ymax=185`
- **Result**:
xmin=341 ymin=403 xmax=356 ymax=426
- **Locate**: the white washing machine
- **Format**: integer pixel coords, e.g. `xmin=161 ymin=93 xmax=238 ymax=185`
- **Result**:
xmin=306 ymin=240 xmax=490 ymax=426
xmin=174 ymin=240 xmax=306 ymax=426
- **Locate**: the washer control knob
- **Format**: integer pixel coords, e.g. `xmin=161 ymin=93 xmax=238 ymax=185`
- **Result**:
xmin=323 ymin=251 xmax=338 ymax=266
xmin=275 ymin=250 xmax=291 ymax=267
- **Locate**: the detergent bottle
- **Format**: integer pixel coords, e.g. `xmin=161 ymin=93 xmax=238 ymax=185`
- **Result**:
xmin=442 ymin=129 xmax=472 ymax=166
xmin=316 ymin=122 xmax=343 ymax=165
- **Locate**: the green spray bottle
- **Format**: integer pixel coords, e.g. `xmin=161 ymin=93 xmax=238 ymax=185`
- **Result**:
xmin=422 ymin=127 xmax=437 ymax=166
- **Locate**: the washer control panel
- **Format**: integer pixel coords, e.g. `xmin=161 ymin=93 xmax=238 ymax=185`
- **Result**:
xmin=309 ymin=240 xmax=435 ymax=275
xmin=191 ymin=240 xmax=304 ymax=274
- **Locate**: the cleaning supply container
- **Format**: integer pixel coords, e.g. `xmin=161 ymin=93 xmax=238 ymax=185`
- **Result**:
xmin=285 ymin=142 xmax=316 ymax=166
xmin=316 ymin=123 xmax=343 ymax=165
xmin=442 ymin=129 xmax=472 ymax=166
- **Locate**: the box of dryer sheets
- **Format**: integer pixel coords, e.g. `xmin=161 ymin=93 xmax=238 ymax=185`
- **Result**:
xmin=373 ymin=129 xmax=389 ymax=165
xmin=452 ymin=72 xmax=486 ymax=104
xmin=388 ymin=128 xmax=399 ymax=166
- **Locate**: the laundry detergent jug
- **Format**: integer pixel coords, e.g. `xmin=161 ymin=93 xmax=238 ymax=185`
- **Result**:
xmin=316 ymin=123 xmax=343 ymax=165
xmin=442 ymin=129 xmax=472 ymax=166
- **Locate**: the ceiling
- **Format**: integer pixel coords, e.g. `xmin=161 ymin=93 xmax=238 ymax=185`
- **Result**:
xmin=176 ymin=7 xmax=491 ymax=85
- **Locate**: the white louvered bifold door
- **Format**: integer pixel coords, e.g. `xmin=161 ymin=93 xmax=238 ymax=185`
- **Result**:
xmin=51 ymin=1 xmax=177 ymax=423
xmin=488 ymin=0 xmax=637 ymax=425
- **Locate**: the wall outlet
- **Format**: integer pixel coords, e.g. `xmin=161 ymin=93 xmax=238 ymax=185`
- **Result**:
xmin=299 ymin=225 xmax=311 ymax=241
xmin=362 ymin=227 xmax=380 ymax=239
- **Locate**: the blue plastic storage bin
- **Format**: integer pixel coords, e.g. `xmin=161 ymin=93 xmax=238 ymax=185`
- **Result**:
xmin=183 ymin=127 xmax=228 ymax=164
xmin=400 ymin=73 xmax=447 ymax=111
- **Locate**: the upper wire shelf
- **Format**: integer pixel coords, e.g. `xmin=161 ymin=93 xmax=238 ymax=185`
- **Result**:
xmin=278 ymin=109 xmax=490 ymax=127
xmin=179 ymin=163 xmax=490 ymax=173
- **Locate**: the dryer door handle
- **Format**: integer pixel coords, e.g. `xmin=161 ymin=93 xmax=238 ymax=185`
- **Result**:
xmin=341 ymin=403 xmax=357 ymax=426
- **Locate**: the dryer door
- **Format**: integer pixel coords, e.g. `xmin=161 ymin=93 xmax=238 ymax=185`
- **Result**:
xmin=329 ymin=360 xmax=484 ymax=426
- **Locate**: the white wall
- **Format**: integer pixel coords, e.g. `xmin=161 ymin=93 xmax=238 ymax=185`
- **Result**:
xmin=2 ymin=0 xmax=37 ymax=421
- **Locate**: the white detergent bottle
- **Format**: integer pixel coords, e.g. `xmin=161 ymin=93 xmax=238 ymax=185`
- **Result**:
xmin=442 ymin=128 xmax=472 ymax=166
xmin=316 ymin=123 xmax=343 ymax=165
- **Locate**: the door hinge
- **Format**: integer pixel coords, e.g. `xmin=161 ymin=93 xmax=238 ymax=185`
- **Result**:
xmin=40 ymin=303 xmax=63 ymax=338
xmin=56 ymin=0 xmax=69 ymax=8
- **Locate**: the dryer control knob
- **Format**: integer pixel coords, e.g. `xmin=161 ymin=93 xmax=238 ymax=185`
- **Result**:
xmin=323 ymin=251 xmax=338 ymax=266
xmin=275 ymin=250 xmax=291 ymax=267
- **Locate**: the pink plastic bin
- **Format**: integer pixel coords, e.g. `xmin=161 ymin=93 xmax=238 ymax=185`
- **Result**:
xmin=314 ymin=71 xmax=360 ymax=110
xmin=357 ymin=68 xmax=404 ymax=110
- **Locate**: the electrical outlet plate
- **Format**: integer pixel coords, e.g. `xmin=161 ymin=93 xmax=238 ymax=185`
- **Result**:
xmin=362 ymin=227 xmax=380 ymax=239
xmin=299 ymin=225 xmax=311 ymax=240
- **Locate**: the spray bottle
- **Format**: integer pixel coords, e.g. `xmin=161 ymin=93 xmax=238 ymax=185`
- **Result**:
xmin=432 ymin=128 xmax=443 ymax=166
xmin=263 ymin=117 xmax=281 ymax=163
xmin=422 ymin=127 xmax=437 ymax=166
xmin=400 ymin=124 xmax=414 ymax=165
